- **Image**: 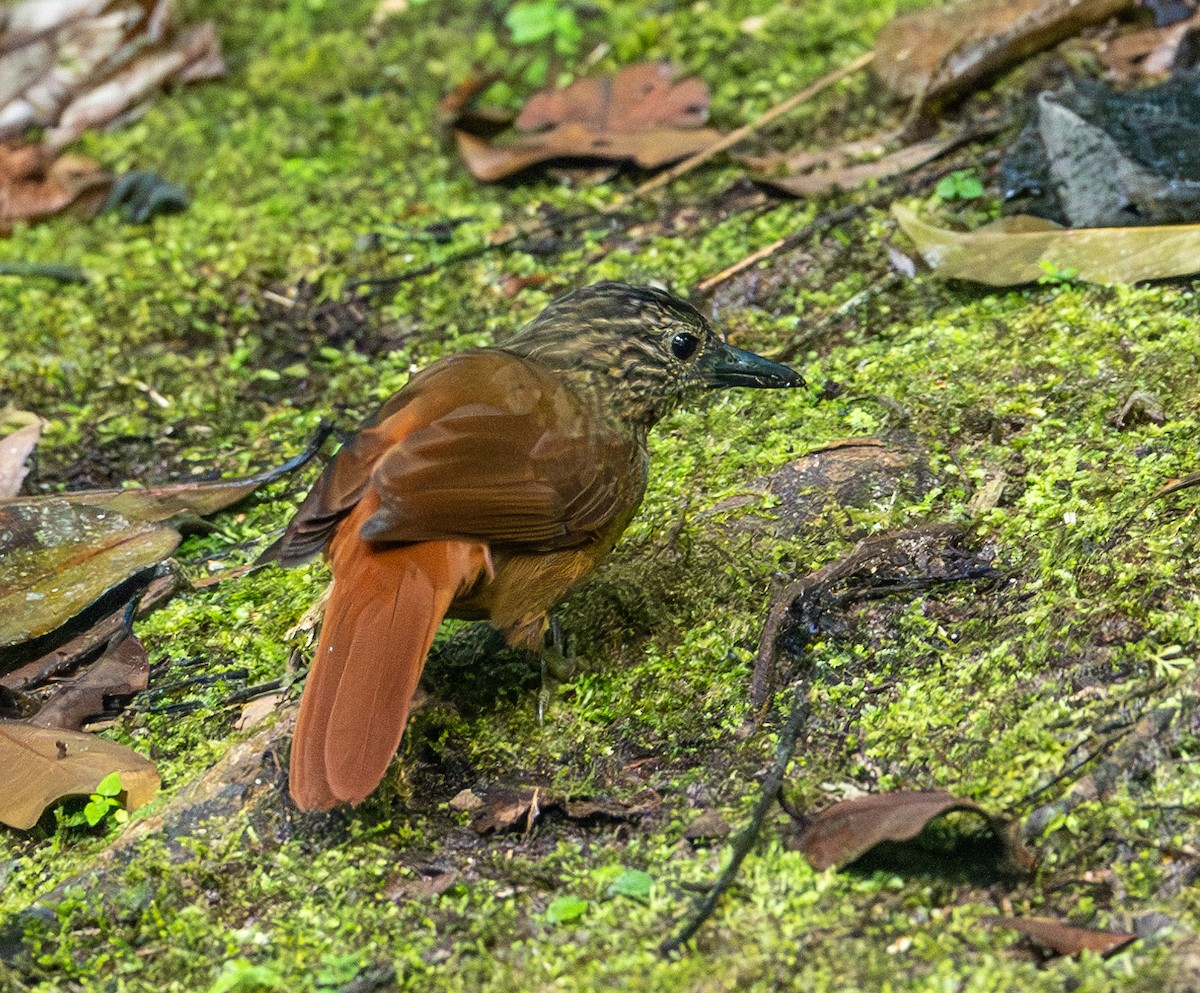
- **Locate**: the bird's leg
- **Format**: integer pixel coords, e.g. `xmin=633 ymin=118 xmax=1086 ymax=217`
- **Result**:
xmin=538 ymin=615 xmax=577 ymax=724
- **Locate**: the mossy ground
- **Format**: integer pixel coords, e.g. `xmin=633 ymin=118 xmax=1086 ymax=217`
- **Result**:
xmin=2 ymin=1 xmax=1199 ymax=990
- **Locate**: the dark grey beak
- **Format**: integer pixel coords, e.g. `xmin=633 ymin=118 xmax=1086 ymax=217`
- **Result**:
xmin=699 ymin=343 xmax=805 ymax=389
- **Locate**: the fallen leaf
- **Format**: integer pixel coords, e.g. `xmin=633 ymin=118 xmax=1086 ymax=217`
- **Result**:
xmin=1001 ymin=79 xmax=1200 ymax=227
xmin=794 ymin=790 xmax=1027 ymax=871
xmin=0 ymin=419 xmax=42 ymax=498
xmin=0 ymin=569 xmax=179 ymax=697
xmin=27 ymin=635 xmax=148 ymax=731
xmin=749 ymin=133 xmax=972 ymax=198
xmin=453 ymin=62 xmax=723 ymax=182
xmin=385 ymin=864 xmax=459 ymax=901
xmin=0 ymin=502 xmax=180 ymax=666
xmin=472 ymin=787 xmax=539 ymax=834
xmin=988 ymin=915 xmax=1136 ymax=957
xmin=893 ymin=204 xmax=1200 ymax=284
xmin=873 ymin=0 xmax=1133 ymax=100
xmin=471 ymin=786 xmax=653 ymax=833
xmin=233 ymin=693 xmax=281 ymax=731
xmin=448 ymin=788 xmax=484 ymax=812
xmin=46 ymin=22 xmax=226 ymax=152
xmin=709 ymin=437 xmax=933 ymax=539
xmin=0 ymin=142 xmax=112 ymax=231
xmin=0 ymin=720 xmax=158 ymax=830
xmin=61 ymin=441 xmax=322 ymax=524
xmin=0 ymin=441 xmax=323 ymax=669
xmin=1101 ymin=10 xmax=1200 ymax=80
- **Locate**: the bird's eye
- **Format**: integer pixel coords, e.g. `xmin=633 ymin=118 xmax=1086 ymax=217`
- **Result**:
xmin=670 ymin=331 xmax=700 ymax=360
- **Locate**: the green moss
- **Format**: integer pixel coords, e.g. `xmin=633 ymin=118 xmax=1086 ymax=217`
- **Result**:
xmin=2 ymin=0 xmax=1200 ymax=990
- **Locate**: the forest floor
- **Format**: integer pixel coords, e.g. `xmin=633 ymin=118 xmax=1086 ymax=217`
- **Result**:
xmin=2 ymin=0 xmax=1199 ymax=991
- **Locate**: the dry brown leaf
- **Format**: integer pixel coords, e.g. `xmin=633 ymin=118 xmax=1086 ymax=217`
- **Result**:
xmin=749 ymin=134 xmax=967 ymax=198
xmin=0 ymin=419 xmax=42 ymax=498
xmin=893 ymin=205 xmax=1200 ymax=284
xmin=1101 ymin=9 xmax=1200 ymax=80
xmin=0 ymin=720 xmax=158 ymax=830
xmin=0 ymin=142 xmax=112 ymax=229
xmin=453 ymin=62 xmax=723 ymax=182
xmin=794 ymin=789 xmax=1027 ymax=871
xmin=874 ymin=0 xmax=1133 ymax=100
xmin=989 ymin=915 xmax=1136 ymax=957
xmin=28 ymin=635 xmax=148 ymax=731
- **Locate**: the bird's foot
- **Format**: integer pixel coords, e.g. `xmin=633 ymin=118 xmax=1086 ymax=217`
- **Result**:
xmin=538 ymin=616 xmax=577 ymax=724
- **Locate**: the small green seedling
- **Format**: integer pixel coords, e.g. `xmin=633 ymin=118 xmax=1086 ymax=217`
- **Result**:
xmin=67 ymin=772 xmax=129 ymax=829
xmin=935 ymin=170 xmax=985 ymax=201
xmin=544 ymin=894 xmax=588 ymax=925
xmin=608 ymin=869 xmax=653 ymax=902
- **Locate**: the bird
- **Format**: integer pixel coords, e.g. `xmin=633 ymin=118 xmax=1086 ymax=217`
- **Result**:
xmin=262 ymin=282 xmax=804 ymax=810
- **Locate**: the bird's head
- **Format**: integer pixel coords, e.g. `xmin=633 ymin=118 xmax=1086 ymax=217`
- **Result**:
xmin=504 ymin=282 xmax=804 ymax=428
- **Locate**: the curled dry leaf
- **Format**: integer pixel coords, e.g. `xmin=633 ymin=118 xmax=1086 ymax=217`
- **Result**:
xmin=988 ymin=916 xmax=1136 ymax=957
xmin=0 ymin=142 xmax=111 ymax=231
xmin=794 ymin=789 xmax=1031 ymax=871
xmin=893 ymin=204 xmax=1200 ymax=284
xmin=470 ymin=785 xmax=654 ymax=834
xmin=873 ymin=0 xmax=1133 ymax=100
xmin=26 ymin=635 xmax=149 ymax=731
xmin=0 ymin=720 xmax=158 ymax=830
xmin=453 ymin=62 xmax=723 ymax=182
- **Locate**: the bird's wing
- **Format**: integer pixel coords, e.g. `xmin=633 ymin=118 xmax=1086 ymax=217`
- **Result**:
xmin=364 ymin=352 xmax=637 ymax=549
xmin=263 ymin=351 xmax=638 ymax=562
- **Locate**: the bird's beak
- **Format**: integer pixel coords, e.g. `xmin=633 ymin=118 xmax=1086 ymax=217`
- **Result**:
xmin=698 ymin=343 xmax=805 ymax=389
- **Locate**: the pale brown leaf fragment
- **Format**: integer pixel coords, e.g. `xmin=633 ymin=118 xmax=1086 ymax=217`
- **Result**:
xmin=893 ymin=204 xmax=1200 ymax=284
xmin=874 ymin=0 xmax=1134 ymax=100
xmin=0 ymin=420 xmax=42 ymax=498
xmin=989 ymin=915 xmax=1136 ymax=957
xmin=0 ymin=720 xmax=158 ymax=830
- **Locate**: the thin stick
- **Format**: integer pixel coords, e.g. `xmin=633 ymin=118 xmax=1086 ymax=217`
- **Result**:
xmin=696 ymin=237 xmax=788 ymax=294
xmin=633 ymin=52 xmax=875 ymax=198
xmin=659 ymin=676 xmax=809 ymax=956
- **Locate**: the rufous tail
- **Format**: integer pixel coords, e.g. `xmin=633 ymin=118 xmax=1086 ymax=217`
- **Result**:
xmin=289 ymin=496 xmax=492 ymax=810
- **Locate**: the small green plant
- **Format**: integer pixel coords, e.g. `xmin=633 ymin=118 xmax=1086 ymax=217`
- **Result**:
xmin=66 ymin=772 xmax=129 ymax=829
xmin=504 ymin=0 xmax=584 ymax=86
xmin=544 ymin=893 xmax=588 ymax=925
xmin=935 ymin=169 xmax=985 ymax=201
xmin=608 ymin=869 xmax=653 ymax=902
xmin=1037 ymin=258 xmax=1080 ymax=285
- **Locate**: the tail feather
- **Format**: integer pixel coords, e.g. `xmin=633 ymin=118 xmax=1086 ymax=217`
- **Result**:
xmin=289 ymin=497 xmax=491 ymax=809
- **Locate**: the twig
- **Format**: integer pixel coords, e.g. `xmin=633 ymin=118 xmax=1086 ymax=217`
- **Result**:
xmin=634 ymin=52 xmax=875 ymax=198
xmin=695 ymin=237 xmax=788 ymax=294
xmin=659 ymin=675 xmax=810 ymax=956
